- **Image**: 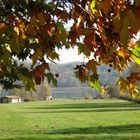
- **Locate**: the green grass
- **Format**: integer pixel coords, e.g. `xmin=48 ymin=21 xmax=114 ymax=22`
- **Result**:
xmin=0 ymin=99 xmax=140 ymax=140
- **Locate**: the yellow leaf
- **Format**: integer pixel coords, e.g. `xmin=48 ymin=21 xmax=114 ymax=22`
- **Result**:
xmin=14 ymin=27 xmax=19 ymax=35
xmin=131 ymin=55 xmax=140 ymax=64
xmin=132 ymin=89 xmax=140 ymax=99
xmin=21 ymin=34 xmax=26 ymax=39
xmin=118 ymin=49 xmax=130 ymax=58
xmin=117 ymin=77 xmax=128 ymax=94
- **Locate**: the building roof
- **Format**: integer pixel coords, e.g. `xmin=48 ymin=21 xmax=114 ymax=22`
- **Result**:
xmin=1 ymin=96 xmax=21 ymax=99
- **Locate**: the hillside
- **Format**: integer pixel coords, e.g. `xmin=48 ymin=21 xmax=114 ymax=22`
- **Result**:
xmin=50 ymin=62 xmax=121 ymax=88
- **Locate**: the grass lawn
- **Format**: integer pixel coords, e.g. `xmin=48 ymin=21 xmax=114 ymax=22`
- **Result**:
xmin=0 ymin=99 xmax=140 ymax=140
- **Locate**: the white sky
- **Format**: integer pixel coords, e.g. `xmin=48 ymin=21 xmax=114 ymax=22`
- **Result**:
xmin=56 ymin=47 xmax=84 ymax=64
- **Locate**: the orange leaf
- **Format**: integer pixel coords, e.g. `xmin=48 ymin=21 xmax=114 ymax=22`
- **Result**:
xmin=0 ymin=22 xmax=6 ymax=29
xmin=100 ymin=0 xmax=111 ymax=16
xmin=84 ymin=31 xmax=95 ymax=47
xmin=112 ymin=17 xmax=121 ymax=33
xmin=55 ymin=9 xmax=69 ymax=21
xmin=86 ymin=59 xmax=98 ymax=73
xmin=37 ymin=12 xmax=46 ymax=24
xmin=118 ymin=49 xmax=130 ymax=58
xmin=127 ymin=72 xmax=140 ymax=84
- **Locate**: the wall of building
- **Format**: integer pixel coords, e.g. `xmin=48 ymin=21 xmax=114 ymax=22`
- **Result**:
xmin=11 ymin=98 xmax=21 ymax=103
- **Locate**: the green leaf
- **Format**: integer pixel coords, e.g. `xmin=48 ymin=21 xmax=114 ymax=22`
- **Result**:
xmin=46 ymin=73 xmax=58 ymax=87
xmin=25 ymin=0 xmax=29 ymax=4
xmin=77 ymin=43 xmax=91 ymax=57
xmin=90 ymin=80 xmax=102 ymax=93
xmin=22 ymin=76 xmax=35 ymax=91
xmin=89 ymin=74 xmax=101 ymax=93
xmin=132 ymin=55 xmax=140 ymax=65
xmin=131 ymin=43 xmax=140 ymax=57
xmin=131 ymin=42 xmax=140 ymax=64
xmin=90 ymin=0 xmax=97 ymax=14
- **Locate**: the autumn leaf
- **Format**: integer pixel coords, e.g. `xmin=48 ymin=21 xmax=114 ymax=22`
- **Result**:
xmin=55 ymin=9 xmax=69 ymax=22
xmin=127 ymin=10 xmax=138 ymax=34
xmin=32 ymin=63 xmax=50 ymax=85
xmin=0 ymin=22 xmax=6 ymax=30
xmin=118 ymin=49 xmax=130 ymax=59
xmin=112 ymin=17 xmax=121 ymax=33
xmin=131 ymin=90 xmax=140 ymax=99
xmin=31 ymin=48 xmax=43 ymax=64
xmin=135 ymin=0 xmax=140 ymax=7
xmin=84 ymin=31 xmax=96 ymax=47
xmin=37 ymin=12 xmax=46 ymax=24
xmin=120 ymin=16 xmax=129 ymax=47
xmin=1 ymin=0 xmax=140 ymax=95
xmin=86 ymin=59 xmax=98 ymax=73
xmin=133 ymin=5 xmax=140 ymax=32
xmin=127 ymin=72 xmax=140 ymax=84
xmin=117 ymin=77 xmax=129 ymax=94
xmin=99 ymin=0 xmax=111 ymax=16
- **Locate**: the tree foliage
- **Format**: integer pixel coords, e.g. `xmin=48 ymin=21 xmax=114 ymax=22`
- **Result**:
xmin=0 ymin=0 xmax=140 ymax=98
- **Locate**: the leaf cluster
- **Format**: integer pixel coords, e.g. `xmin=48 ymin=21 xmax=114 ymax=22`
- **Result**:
xmin=0 ymin=0 xmax=140 ymax=98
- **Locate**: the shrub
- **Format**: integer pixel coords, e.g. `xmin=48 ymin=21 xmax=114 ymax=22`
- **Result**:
xmin=24 ymin=98 xmax=35 ymax=102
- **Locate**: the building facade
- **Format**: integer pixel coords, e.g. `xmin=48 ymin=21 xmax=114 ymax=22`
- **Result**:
xmin=0 ymin=96 xmax=21 ymax=103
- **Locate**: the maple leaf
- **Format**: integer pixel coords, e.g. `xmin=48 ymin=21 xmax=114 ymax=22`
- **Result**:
xmin=0 ymin=0 xmax=140 ymax=96
xmin=86 ymin=59 xmax=98 ymax=73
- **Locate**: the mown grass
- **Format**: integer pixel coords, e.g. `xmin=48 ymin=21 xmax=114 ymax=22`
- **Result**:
xmin=0 ymin=99 xmax=140 ymax=140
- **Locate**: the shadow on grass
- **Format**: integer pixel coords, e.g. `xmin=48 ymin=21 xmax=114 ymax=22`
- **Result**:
xmin=3 ymin=124 xmax=140 ymax=140
xmin=3 ymin=136 xmax=140 ymax=140
xmin=24 ymin=101 xmax=140 ymax=114
xmin=43 ymin=124 xmax=140 ymax=135
xmin=23 ymin=108 xmax=140 ymax=114
xmin=28 ymin=101 xmax=140 ymax=110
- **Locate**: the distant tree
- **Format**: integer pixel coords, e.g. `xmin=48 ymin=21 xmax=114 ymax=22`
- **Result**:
xmin=10 ymin=87 xmax=27 ymax=99
xmin=36 ymin=81 xmax=52 ymax=100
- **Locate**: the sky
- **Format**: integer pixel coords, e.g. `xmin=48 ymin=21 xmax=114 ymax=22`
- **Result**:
xmin=56 ymin=47 xmax=84 ymax=64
